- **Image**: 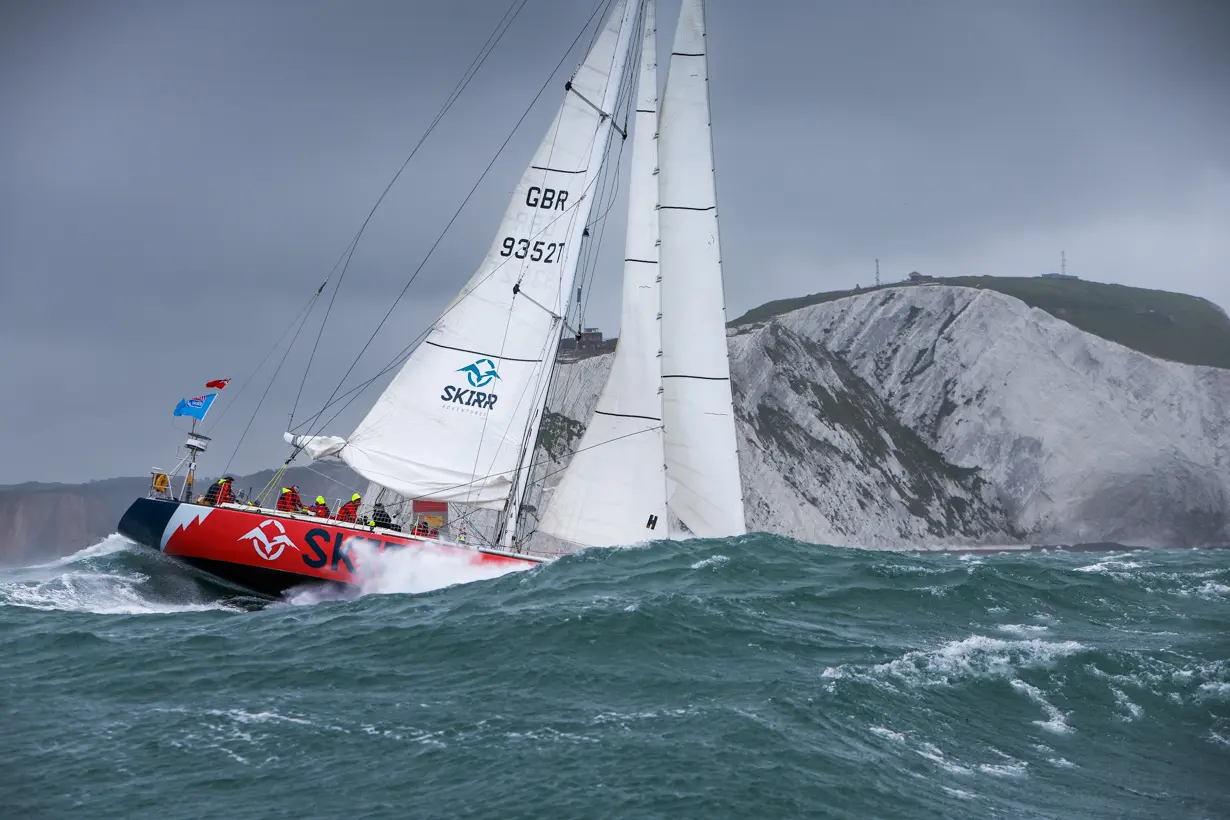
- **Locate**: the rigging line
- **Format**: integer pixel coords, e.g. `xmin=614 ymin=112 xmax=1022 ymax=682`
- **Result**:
xmin=289 ymin=238 xmax=363 ymax=426
xmin=290 ymin=36 xmax=626 ymax=441
xmin=202 ymin=290 xmax=320 ymax=437
xmin=297 ymin=0 xmax=617 ymax=448
xmin=291 ymin=144 xmax=614 ymax=435
xmin=292 ymin=70 xmax=623 ymax=437
xmin=292 ymin=0 xmax=532 ymax=427
xmin=222 ymin=302 xmax=315 ymax=477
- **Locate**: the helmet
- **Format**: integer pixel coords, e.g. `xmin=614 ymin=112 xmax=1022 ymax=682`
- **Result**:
xmin=281 ymin=487 xmax=290 ymax=494
xmin=316 ymin=496 xmax=326 ymax=505
xmin=351 ymin=493 xmax=361 ymax=502
xmin=222 ymin=475 xmax=234 ymax=482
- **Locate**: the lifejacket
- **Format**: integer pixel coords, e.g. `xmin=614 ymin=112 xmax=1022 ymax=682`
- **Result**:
xmin=413 ymin=521 xmax=430 ymax=537
xmin=216 ymin=480 xmax=233 ymax=505
xmin=311 ymin=500 xmax=330 ymax=517
xmin=335 ymin=499 xmax=360 ymax=523
xmin=276 ymin=487 xmax=303 ymax=512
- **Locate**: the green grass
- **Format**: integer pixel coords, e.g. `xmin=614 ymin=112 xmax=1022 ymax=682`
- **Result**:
xmin=729 ymin=276 xmax=1230 ymax=370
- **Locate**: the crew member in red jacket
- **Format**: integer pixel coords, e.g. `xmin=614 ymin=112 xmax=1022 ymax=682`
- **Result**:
xmin=204 ymin=476 xmax=235 ymax=506
xmin=276 ymin=485 xmax=306 ymax=513
xmin=335 ymin=493 xmax=361 ymax=523
xmin=310 ymin=495 xmax=330 ymax=517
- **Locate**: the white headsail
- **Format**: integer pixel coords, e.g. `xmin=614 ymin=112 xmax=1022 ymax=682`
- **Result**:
xmin=288 ymin=0 xmax=639 ymax=513
xmin=657 ymin=0 xmax=747 ymax=537
xmin=537 ymin=0 xmax=669 ymax=548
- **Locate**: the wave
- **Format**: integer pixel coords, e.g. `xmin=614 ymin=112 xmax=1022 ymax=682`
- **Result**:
xmin=0 ymin=533 xmax=537 ymax=615
xmin=0 ymin=535 xmax=254 ymax=615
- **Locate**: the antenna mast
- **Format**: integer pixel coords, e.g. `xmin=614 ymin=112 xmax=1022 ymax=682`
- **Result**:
xmin=875 ymin=259 xmax=880 ymax=287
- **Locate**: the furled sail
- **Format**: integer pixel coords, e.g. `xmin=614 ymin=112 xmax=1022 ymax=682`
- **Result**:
xmin=657 ymin=0 xmax=747 ymax=537
xmin=537 ymin=0 xmax=668 ymax=548
xmin=288 ymin=0 xmax=639 ymax=510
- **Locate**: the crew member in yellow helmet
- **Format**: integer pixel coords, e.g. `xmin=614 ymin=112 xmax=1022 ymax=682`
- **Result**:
xmin=335 ymin=492 xmax=361 ymax=523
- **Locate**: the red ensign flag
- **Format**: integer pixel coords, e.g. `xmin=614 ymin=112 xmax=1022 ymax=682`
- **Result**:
xmin=205 ymin=378 xmax=231 ymax=390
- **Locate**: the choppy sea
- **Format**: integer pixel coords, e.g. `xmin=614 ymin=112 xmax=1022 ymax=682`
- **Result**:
xmin=2 ymin=535 xmax=1227 ymax=819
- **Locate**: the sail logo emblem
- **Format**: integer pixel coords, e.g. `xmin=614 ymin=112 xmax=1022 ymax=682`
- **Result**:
xmin=441 ymin=357 xmax=500 ymax=411
xmin=239 ymin=519 xmax=300 ymax=561
xmin=458 ymin=358 xmax=501 ymax=388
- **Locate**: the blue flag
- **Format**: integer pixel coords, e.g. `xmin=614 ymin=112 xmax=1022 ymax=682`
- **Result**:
xmin=173 ymin=393 xmax=217 ymax=420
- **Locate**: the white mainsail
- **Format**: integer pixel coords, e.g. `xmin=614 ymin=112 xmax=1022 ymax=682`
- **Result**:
xmin=536 ymin=0 xmax=668 ymax=548
xmin=288 ymin=0 xmax=639 ymax=513
xmin=657 ymin=0 xmax=747 ymax=537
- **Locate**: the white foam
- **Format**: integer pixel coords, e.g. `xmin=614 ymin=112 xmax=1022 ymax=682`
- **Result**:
xmin=1074 ymin=559 xmax=1144 ymax=574
xmin=1111 ymin=687 xmax=1144 ymax=720
xmin=690 ymin=554 xmax=729 ymax=570
xmin=284 ymin=541 xmax=532 ymax=605
xmin=869 ymin=725 xmax=906 ymax=743
xmin=0 ymin=535 xmax=233 ymax=615
xmin=1010 ymin=679 xmax=1071 ymax=734
xmin=823 ymin=635 xmax=1086 ymax=687
xmin=997 ymin=624 xmax=1049 ymax=635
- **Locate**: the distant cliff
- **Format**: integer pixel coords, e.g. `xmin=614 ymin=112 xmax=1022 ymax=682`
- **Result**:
xmin=538 ymin=284 xmax=1230 ymax=548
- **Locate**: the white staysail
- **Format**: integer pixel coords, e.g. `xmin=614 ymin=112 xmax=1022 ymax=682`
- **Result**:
xmin=288 ymin=0 xmax=639 ymax=511
xmin=537 ymin=0 xmax=669 ymax=548
xmin=657 ymin=0 xmax=747 ymax=537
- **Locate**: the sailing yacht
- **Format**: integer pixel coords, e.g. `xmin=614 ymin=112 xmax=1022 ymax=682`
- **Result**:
xmin=117 ymin=0 xmax=745 ymax=597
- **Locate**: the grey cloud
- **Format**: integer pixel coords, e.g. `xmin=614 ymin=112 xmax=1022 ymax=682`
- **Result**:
xmin=1 ymin=0 xmax=1227 ymax=482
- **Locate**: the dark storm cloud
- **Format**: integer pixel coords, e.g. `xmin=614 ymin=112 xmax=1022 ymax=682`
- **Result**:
xmin=1 ymin=0 xmax=1227 ymax=483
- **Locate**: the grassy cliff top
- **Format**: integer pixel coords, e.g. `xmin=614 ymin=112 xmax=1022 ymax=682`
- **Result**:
xmin=729 ymin=276 xmax=1230 ymax=370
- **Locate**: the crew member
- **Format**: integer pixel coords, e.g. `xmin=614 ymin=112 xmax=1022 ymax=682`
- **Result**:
xmin=335 ymin=493 xmax=361 ymax=523
xmin=370 ymin=502 xmax=395 ymax=530
xmin=310 ymin=495 xmax=330 ymax=517
xmin=276 ymin=485 xmax=305 ymax=513
xmin=413 ymin=519 xmax=430 ymax=537
xmin=204 ymin=476 xmax=235 ymax=506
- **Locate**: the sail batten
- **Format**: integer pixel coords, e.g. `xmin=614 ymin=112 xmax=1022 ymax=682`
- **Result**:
xmin=289 ymin=0 xmax=638 ymax=516
xmin=657 ymin=0 xmax=747 ymax=538
xmin=536 ymin=0 xmax=670 ymax=549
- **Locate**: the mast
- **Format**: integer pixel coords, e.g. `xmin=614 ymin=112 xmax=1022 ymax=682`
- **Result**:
xmin=499 ymin=0 xmax=645 ymax=549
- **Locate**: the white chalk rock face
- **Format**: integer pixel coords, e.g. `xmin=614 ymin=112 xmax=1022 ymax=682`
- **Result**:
xmin=537 ymin=286 xmax=1230 ymax=549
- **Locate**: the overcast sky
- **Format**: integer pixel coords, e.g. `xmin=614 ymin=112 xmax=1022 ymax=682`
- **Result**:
xmin=2 ymin=0 xmax=1227 ymax=484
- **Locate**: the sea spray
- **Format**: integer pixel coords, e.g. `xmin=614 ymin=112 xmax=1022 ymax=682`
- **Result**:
xmin=283 ymin=539 xmax=533 ymax=605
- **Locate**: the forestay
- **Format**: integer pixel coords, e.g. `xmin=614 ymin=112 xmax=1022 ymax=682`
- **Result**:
xmin=657 ymin=0 xmax=747 ymax=537
xmin=537 ymin=0 xmax=669 ymax=548
xmin=288 ymin=0 xmax=638 ymax=510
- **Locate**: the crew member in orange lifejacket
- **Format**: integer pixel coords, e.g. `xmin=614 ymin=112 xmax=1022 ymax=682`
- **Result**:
xmin=310 ymin=495 xmax=330 ymax=517
xmin=335 ymin=493 xmax=361 ymax=523
xmin=276 ymin=485 xmax=305 ymax=513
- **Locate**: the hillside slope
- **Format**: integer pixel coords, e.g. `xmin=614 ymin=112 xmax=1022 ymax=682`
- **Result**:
xmin=730 ymin=276 xmax=1230 ymax=370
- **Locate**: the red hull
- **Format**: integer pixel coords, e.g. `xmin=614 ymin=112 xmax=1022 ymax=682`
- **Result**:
xmin=117 ymin=498 xmax=543 ymax=596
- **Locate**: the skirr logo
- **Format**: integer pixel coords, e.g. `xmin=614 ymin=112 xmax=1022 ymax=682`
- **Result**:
xmin=458 ymin=358 xmax=501 ymax=388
